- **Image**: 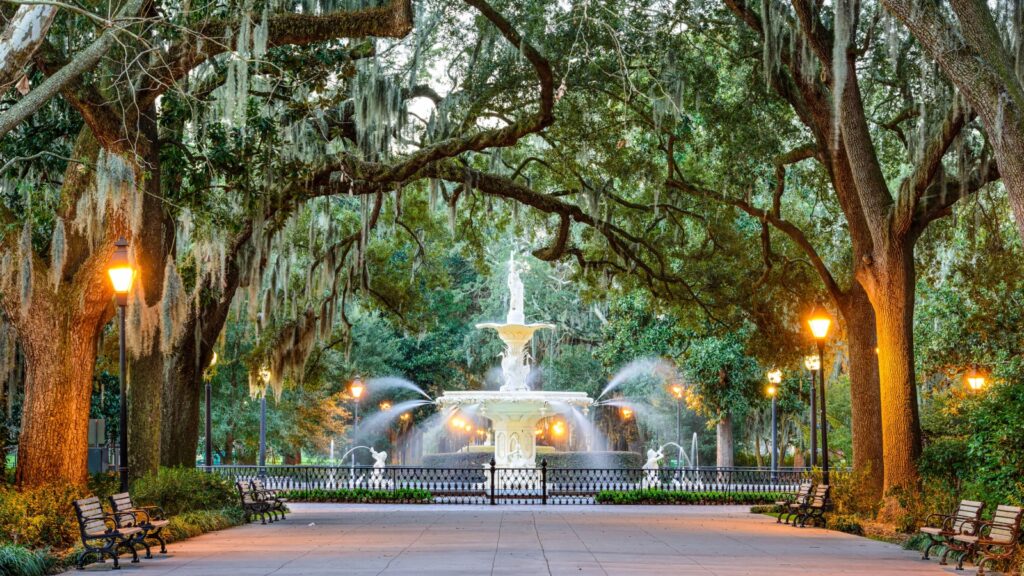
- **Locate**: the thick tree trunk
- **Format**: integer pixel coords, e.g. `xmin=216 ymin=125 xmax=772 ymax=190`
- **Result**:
xmin=862 ymin=242 xmax=922 ymax=492
xmin=160 ymin=327 xmax=202 ymax=467
xmin=15 ymin=305 xmax=100 ymax=487
xmin=840 ymin=283 xmax=884 ymax=498
xmin=127 ymin=109 xmax=171 ymax=481
xmin=716 ymin=414 xmax=734 ymax=467
xmin=988 ymin=121 xmax=1024 ymax=241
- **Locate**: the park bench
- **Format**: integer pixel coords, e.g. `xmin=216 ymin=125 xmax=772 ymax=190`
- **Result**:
xmin=237 ymin=480 xmax=272 ymax=524
xmin=795 ymin=484 xmax=830 ymax=527
xmin=73 ymin=496 xmax=141 ymax=570
xmin=251 ymin=478 xmax=288 ymax=521
xmin=108 ymin=492 xmax=170 ymax=559
xmin=951 ymin=504 xmax=1024 ymax=575
xmin=918 ymin=499 xmax=984 ymax=562
xmin=776 ymin=482 xmax=812 ymax=524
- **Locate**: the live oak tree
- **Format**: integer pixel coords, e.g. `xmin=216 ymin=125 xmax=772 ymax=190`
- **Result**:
xmin=0 ymin=0 xmax=416 ymax=487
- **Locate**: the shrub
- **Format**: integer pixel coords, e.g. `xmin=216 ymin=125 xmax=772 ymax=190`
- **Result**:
xmin=283 ymin=488 xmax=433 ymax=503
xmin=749 ymin=504 xmax=778 ymax=514
xmin=164 ymin=508 xmax=245 ymax=541
xmin=0 ymin=544 xmax=53 ymax=576
xmin=595 ymin=490 xmax=785 ymax=505
xmin=0 ymin=482 xmax=87 ymax=548
xmin=827 ymin=514 xmax=865 ymax=535
xmin=131 ymin=467 xmax=235 ymax=515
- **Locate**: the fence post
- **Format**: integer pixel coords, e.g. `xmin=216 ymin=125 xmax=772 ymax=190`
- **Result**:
xmin=541 ymin=459 xmax=548 ymax=505
xmin=489 ymin=458 xmax=497 ymax=505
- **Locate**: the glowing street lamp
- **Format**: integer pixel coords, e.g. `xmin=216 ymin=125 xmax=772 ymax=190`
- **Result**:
xmin=108 ymin=237 xmax=134 ymax=491
xmin=258 ymin=366 xmax=271 ymax=470
xmin=379 ymin=401 xmax=392 ymax=411
xmin=670 ymin=383 xmax=684 ymax=446
xmin=620 ymin=407 xmax=633 ymax=420
xmin=766 ymin=370 xmax=781 ymax=481
xmin=803 ymin=355 xmax=820 ymax=467
xmin=807 ymin=305 xmax=832 ymax=482
xmin=965 ymin=367 xmax=987 ymax=391
xmin=204 ymin=351 xmax=218 ymax=469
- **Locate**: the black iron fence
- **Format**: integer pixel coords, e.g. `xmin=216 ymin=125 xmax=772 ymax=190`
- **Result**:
xmin=211 ymin=463 xmax=812 ymax=505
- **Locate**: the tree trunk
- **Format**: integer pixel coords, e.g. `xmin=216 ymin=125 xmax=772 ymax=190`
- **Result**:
xmin=861 ymin=242 xmax=922 ymax=492
xmin=716 ymin=414 xmax=734 ymax=467
xmin=15 ymin=304 xmax=100 ymax=487
xmin=840 ymin=282 xmax=884 ymax=498
xmin=160 ymin=325 xmax=202 ymax=467
xmin=127 ymin=109 xmax=171 ymax=481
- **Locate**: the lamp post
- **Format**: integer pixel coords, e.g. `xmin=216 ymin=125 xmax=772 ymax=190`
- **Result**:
xmin=807 ymin=305 xmax=832 ymax=483
xmin=349 ymin=378 xmax=364 ymax=469
xmin=257 ymin=366 xmax=271 ymax=472
xmin=670 ymin=384 xmax=684 ymax=449
xmin=107 ymin=238 xmax=134 ymax=492
xmin=767 ymin=369 xmax=782 ymax=482
xmin=804 ymin=354 xmax=820 ymax=467
xmin=204 ymin=351 xmax=217 ymax=469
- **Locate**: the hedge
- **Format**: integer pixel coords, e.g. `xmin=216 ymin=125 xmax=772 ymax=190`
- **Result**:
xmin=282 ymin=488 xmax=433 ymax=503
xmin=595 ymin=489 xmax=786 ymax=505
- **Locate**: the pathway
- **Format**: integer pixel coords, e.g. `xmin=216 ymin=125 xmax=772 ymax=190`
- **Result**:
xmin=80 ymin=504 xmax=964 ymax=575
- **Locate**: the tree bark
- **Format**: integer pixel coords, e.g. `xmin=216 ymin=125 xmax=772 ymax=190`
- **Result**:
xmin=839 ymin=282 xmax=884 ymax=497
xmin=716 ymin=414 xmax=734 ymax=467
xmin=860 ymin=241 xmax=922 ymax=491
xmin=15 ymin=301 xmax=101 ymax=487
xmin=127 ymin=106 xmax=171 ymax=481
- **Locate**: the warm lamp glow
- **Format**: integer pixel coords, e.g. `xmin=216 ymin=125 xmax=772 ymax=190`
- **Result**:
xmin=804 ymin=355 xmax=820 ymax=371
xmin=209 ymin=351 xmax=218 ymax=368
xmin=620 ymin=407 xmax=633 ymax=419
xmin=965 ymin=367 xmax=987 ymax=391
xmin=807 ymin=305 xmax=832 ymax=339
xmin=350 ymin=379 xmax=364 ymax=399
xmin=670 ymin=384 xmax=684 ymax=399
xmin=767 ymin=369 xmax=782 ymax=384
xmin=107 ymin=237 xmax=134 ymax=299
xmin=379 ymin=401 xmax=392 ymax=411
xmin=399 ymin=412 xmax=412 ymax=422
xmin=766 ymin=384 xmax=777 ymax=397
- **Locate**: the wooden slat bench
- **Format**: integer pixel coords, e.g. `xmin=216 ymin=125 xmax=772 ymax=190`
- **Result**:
xmin=918 ymin=499 xmax=984 ymax=562
xmin=108 ymin=492 xmax=171 ymax=559
xmin=777 ymin=482 xmax=812 ymax=525
xmin=251 ymin=479 xmax=288 ymax=521
xmin=237 ymin=480 xmax=272 ymax=524
xmin=73 ymin=496 xmax=141 ymax=570
xmin=795 ymin=484 xmax=830 ymax=528
xmin=951 ymin=504 xmax=1023 ymax=575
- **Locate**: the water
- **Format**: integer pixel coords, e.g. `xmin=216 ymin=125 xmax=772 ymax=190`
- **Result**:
xmin=598 ymin=357 xmax=677 ymax=399
xmin=366 ymin=376 xmax=433 ymax=400
xmin=354 ymin=399 xmax=433 ymax=443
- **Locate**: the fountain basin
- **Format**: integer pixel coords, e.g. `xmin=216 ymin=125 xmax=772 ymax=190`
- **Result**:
xmin=437 ymin=390 xmax=592 ymax=468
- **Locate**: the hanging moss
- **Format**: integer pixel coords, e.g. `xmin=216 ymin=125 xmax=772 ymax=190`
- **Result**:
xmin=18 ymin=221 xmax=33 ymax=319
xmin=48 ymin=218 xmax=66 ymax=291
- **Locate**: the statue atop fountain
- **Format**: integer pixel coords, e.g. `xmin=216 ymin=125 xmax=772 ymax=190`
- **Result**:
xmin=436 ymin=252 xmax=593 ymax=469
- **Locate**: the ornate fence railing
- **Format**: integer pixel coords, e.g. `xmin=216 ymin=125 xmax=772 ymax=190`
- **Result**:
xmin=210 ymin=463 xmax=813 ymax=505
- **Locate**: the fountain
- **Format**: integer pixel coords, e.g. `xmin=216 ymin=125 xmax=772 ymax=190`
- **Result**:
xmin=436 ymin=254 xmax=593 ymax=468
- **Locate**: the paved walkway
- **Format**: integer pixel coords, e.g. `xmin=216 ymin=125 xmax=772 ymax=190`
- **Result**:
xmin=82 ymin=504 xmax=962 ymax=575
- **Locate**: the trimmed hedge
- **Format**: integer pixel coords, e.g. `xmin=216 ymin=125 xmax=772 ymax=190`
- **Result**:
xmin=595 ymin=489 xmax=786 ymax=505
xmin=420 ymin=451 xmax=642 ymax=469
xmin=282 ymin=488 xmax=433 ymax=503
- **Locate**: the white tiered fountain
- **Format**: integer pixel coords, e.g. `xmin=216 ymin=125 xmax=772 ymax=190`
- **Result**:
xmin=436 ymin=254 xmax=593 ymax=469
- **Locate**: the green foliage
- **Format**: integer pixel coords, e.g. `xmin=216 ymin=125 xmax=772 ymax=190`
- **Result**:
xmin=0 ymin=545 xmax=52 ymax=576
xmin=130 ymin=468 xmax=236 ymax=516
xmin=0 ymin=482 xmax=86 ymax=548
xmin=682 ymin=327 xmax=762 ymax=421
xmin=282 ymin=488 xmax=432 ymax=503
xmin=826 ymin=514 xmax=865 ymax=536
xmin=595 ymin=490 xmax=785 ymax=505
xmin=164 ymin=508 xmax=246 ymax=541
